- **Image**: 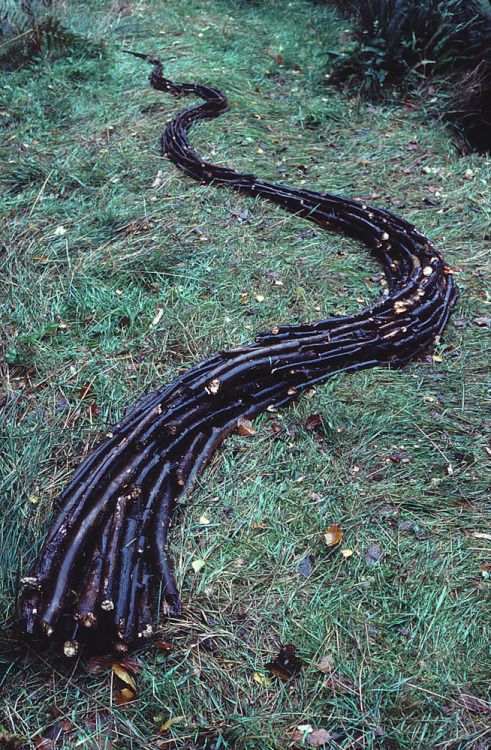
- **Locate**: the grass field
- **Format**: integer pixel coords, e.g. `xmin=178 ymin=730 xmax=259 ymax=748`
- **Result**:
xmin=1 ymin=0 xmax=490 ymax=748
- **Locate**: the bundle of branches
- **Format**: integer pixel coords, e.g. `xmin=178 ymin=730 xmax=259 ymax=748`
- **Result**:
xmin=18 ymin=53 xmax=458 ymax=656
xmin=327 ymin=0 xmax=491 ymax=150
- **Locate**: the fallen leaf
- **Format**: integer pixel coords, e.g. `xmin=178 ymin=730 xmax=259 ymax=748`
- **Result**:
xmin=323 ymin=524 xmax=343 ymax=547
xmin=452 ymin=316 xmax=470 ymax=327
xmin=474 ymin=317 xmax=491 ymax=326
xmin=237 ymin=417 xmax=256 ymax=436
xmin=149 ymin=308 xmax=164 ymax=329
xmin=253 ymin=671 xmax=271 ymax=686
xmin=265 ymin=643 xmax=303 ymax=681
xmin=191 ymin=559 xmax=206 ymax=573
xmin=291 ymin=727 xmax=332 ymax=747
xmin=86 ymin=654 xmax=113 ymax=674
xmin=298 ymin=554 xmax=315 ymax=579
xmin=365 ymin=545 xmax=384 ymax=565
xmin=456 ymin=693 xmax=491 ymax=714
xmin=276 ymin=53 xmax=284 ymax=65
xmin=112 ymin=663 xmax=137 ymax=691
xmin=470 ymin=532 xmax=491 ymax=541
xmin=151 ymin=169 xmax=164 ymax=189
xmin=117 ymin=657 xmax=143 ymax=676
xmin=307 ymin=728 xmax=332 ymax=747
xmin=160 ymin=715 xmax=186 ymax=732
xmin=341 ymin=548 xmax=353 ymax=558
xmin=113 ymin=688 xmax=135 ymax=706
xmin=199 ymin=514 xmax=210 ymax=525
xmin=317 ymin=655 xmax=335 ymax=674
xmin=305 ymin=412 xmax=322 ymax=431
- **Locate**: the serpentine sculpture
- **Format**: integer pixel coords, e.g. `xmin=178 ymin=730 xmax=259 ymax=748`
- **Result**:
xmin=19 ymin=53 xmax=458 ymax=655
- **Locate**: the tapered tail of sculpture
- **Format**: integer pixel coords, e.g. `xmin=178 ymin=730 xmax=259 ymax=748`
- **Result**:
xmin=18 ymin=54 xmax=458 ymax=655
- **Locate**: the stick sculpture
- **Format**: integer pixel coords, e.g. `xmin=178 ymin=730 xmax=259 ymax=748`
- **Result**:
xmin=19 ymin=54 xmax=458 ymax=655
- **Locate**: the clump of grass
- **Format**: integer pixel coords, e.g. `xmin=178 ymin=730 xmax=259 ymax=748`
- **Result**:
xmin=1 ymin=0 xmax=491 ymax=748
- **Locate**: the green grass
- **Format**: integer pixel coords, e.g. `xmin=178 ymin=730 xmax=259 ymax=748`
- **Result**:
xmin=1 ymin=0 xmax=490 ymax=748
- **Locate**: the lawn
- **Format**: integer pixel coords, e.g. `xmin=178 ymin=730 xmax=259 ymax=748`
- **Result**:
xmin=0 ymin=0 xmax=490 ymax=748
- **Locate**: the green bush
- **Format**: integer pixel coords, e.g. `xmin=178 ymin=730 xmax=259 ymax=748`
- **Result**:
xmin=330 ymin=0 xmax=488 ymax=97
xmin=327 ymin=0 xmax=491 ymax=151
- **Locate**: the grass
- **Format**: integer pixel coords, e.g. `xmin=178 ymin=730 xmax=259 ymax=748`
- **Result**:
xmin=0 ymin=0 xmax=490 ymax=748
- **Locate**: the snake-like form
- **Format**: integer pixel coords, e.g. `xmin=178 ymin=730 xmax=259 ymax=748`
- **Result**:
xmin=19 ymin=54 xmax=458 ymax=655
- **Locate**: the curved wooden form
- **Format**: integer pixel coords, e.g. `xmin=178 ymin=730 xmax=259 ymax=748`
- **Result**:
xmin=18 ymin=54 xmax=458 ymax=654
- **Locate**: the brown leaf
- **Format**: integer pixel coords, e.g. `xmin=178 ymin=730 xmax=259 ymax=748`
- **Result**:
xmin=276 ymin=53 xmax=284 ymax=65
xmin=305 ymin=413 xmax=322 ymax=431
xmin=86 ymin=654 xmax=113 ymax=674
xmin=117 ymin=657 xmax=143 ymax=676
xmin=291 ymin=727 xmax=332 ymax=747
xmin=456 ymin=693 xmax=491 ymax=714
xmin=237 ymin=417 xmax=256 ymax=436
xmin=323 ymin=524 xmax=343 ymax=547
xmin=113 ymin=687 xmax=135 ymax=706
xmin=112 ymin=663 xmax=137 ymax=691
xmin=452 ymin=316 xmax=470 ymax=327
xmin=365 ymin=545 xmax=384 ymax=565
xmin=265 ymin=643 xmax=303 ymax=681
xmin=317 ymin=655 xmax=335 ymax=674
xmin=306 ymin=728 xmax=332 ymax=747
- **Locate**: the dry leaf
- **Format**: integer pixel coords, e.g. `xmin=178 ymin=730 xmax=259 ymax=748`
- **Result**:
xmin=199 ymin=514 xmax=210 ymax=525
xmin=253 ymin=671 xmax=271 ymax=686
xmin=306 ymin=728 xmax=332 ymax=747
xmin=365 ymin=545 xmax=384 ymax=565
xmin=305 ymin=412 xmax=322 ymax=431
xmin=149 ymin=308 xmax=164 ymax=329
xmin=86 ymin=654 xmax=113 ymax=674
xmin=298 ymin=554 xmax=315 ymax=579
xmin=160 ymin=715 xmax=185 ymax=732
xmin=265 ymin=643 xmax=303 ymax=681
xmin=341 ymin=548 xmax=353 ymax=558
xmin=317 ymin=655 xmax=335 ymax=674
xmin=113 ymin=687 xmax=135 ymax=706
xmin=323 ymin=524 xmax=343 ymax=547
xmin=291 ymin=727 xmax=332 ymax=747
xmin=191 ymin=559 xmax=206 ymax=573
xmin=112 ymin=663 xmax=137 ymax=691
xmin=470 ymin=532 xmax=491 ymax=541
xmin=118 ymin=657 xmax=143 ymax=676
xmin=474 ymin=317 xmax=491 ymax=326
xmin=237 ymin=417 xmax=256 ymax=436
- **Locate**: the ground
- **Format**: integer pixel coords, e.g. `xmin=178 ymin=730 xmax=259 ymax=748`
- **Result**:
xmin=0 ymin=0 xmax=490 ymax=748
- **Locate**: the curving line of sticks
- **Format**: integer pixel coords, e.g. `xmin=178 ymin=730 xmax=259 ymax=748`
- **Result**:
xmin=18 ymin=54 xmax=458 ymax=655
